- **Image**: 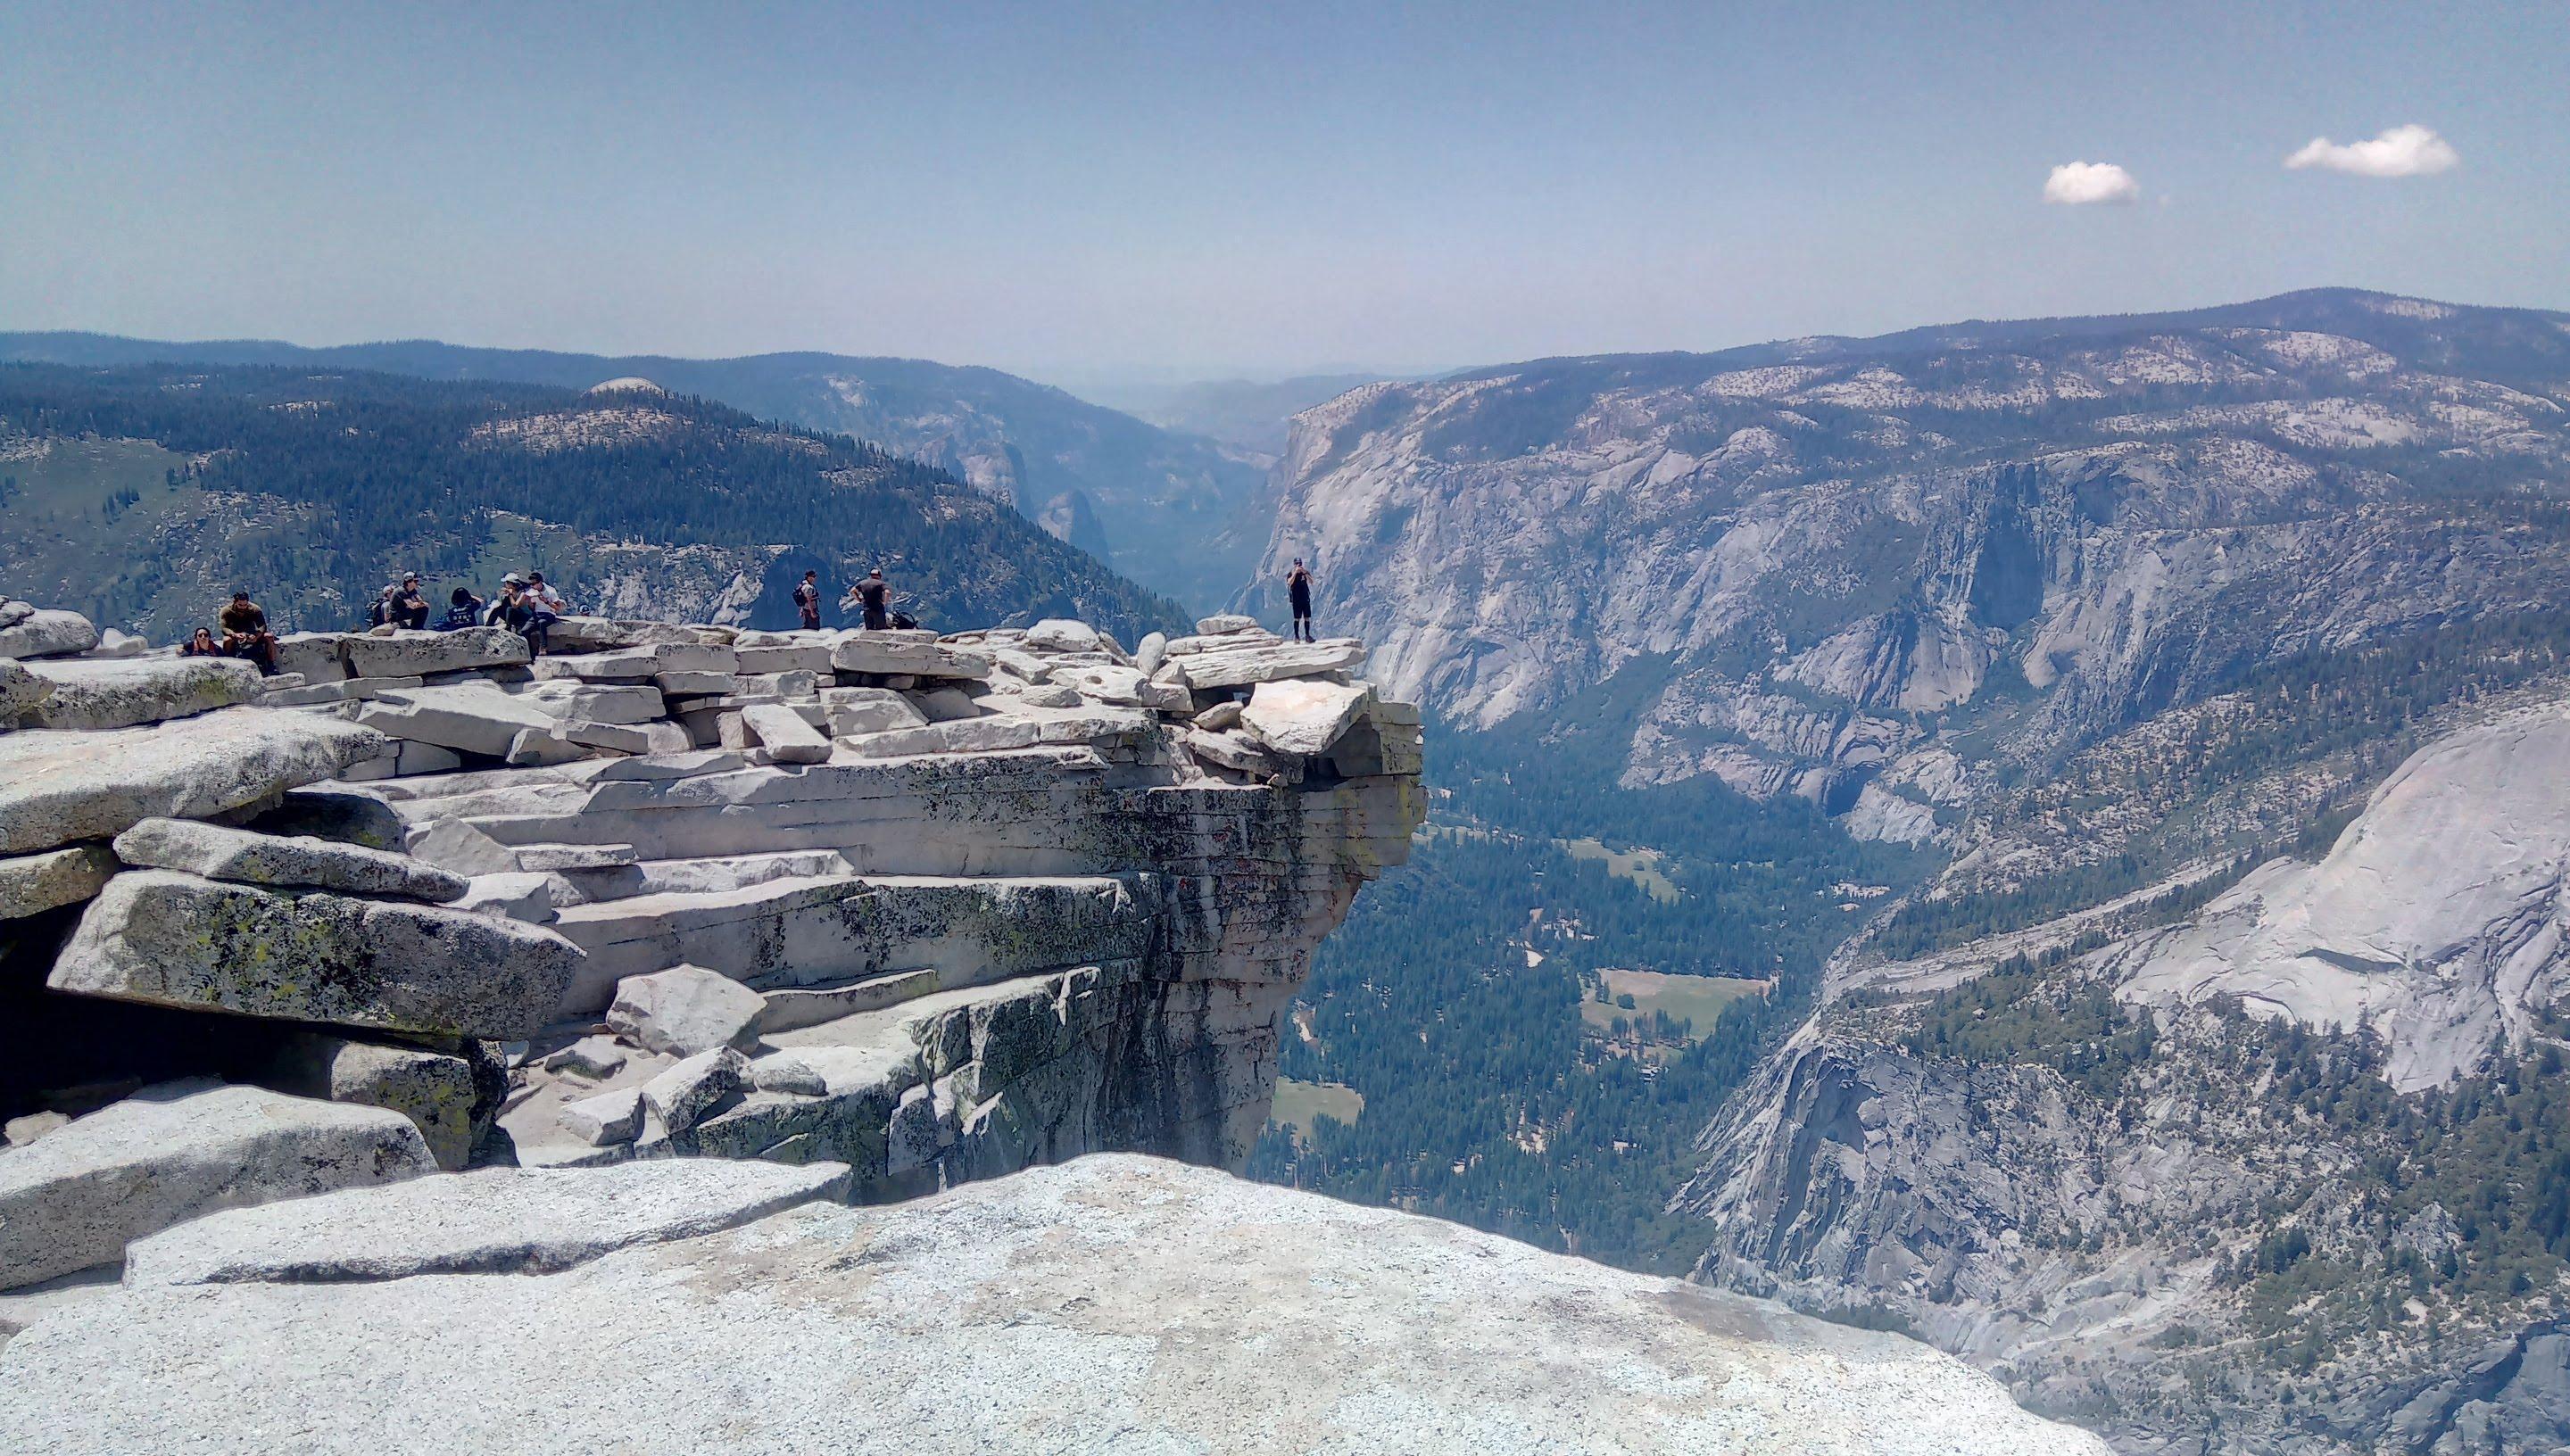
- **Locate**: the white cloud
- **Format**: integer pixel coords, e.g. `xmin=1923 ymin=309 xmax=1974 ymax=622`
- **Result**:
xmin=2043 ymin=161 xmax=2141 ymax=206
xmin=2284 ymin=124 xmax=2459 ymax=178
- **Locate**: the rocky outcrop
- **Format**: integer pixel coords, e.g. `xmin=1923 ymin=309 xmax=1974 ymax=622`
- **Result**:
xmin=0 ymin=1154 xmax=2105 ymax=1455
xmin=120 ymin=1158 xmax=854 ymax=1286
xmin=0 ymin=602 xmax=1422 ymax=1311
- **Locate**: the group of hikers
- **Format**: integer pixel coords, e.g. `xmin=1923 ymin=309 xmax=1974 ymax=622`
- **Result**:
xmin=173 ymin=569 xmax=573 ymax=674
xmin=178 ymin=592 xmax=287 ymax=673
xmin=795 ymin=567 xmax=908 ymax=632
xmin=169 ymin=556 xmax=1314 ymax=678
xmin=360 ymin=571 xmax=572 ymax=654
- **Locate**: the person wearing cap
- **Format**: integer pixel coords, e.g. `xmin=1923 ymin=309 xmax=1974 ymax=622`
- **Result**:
xmin=392 ymin=575 xmax=430 ymax=630
xmin=218 ymin=592 xmax=279 ymax=673
xmin=485 ymin=575 xmax=525 ymax=627
xmin=793 ymin=570 xmax=824 ymax=631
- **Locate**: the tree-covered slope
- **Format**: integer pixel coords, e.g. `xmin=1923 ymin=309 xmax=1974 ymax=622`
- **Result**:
xmin=0 ymin=362 xmax=1183 ymax=643
xmin=0 ymin=334 xmax=1271 ymax=614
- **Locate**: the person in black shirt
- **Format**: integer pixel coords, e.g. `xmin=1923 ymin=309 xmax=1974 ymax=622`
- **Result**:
xmin=794 ymin=570 xmax=823 ymax=631
xmin=436 ymin=586 xmax=485 ymax=632
xmin=851 ymin=568 xmax=892 ymax=632
xmin=393 ymin=575 xmax=430 ymax=630
xmin=218 ymin=592 xmax=279 ymax=673
xmin=1286 ymin=558 xmax=1315 ymax=643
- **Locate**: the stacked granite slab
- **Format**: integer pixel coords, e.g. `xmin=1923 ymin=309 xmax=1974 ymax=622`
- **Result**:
xmin=291 ymin=612 xmax=1426 ymax=1192
xmin=1 ymin=601 xmax=1421 ymax=1303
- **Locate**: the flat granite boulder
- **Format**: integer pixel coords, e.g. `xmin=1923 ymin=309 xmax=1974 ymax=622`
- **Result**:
xmin=607 ymin=965 xmax=767 ymax=1057
xmin=340 ymin=626 xmax=530 ymax=680
xmin=741 ymin=701 xmax=830 ymax=764
xmin=1172 ymin=638 xmax=1366 ymax=690
xmin=123 ymin=1159 xmax=852 ymax=1287
xmin=50 ymin=870 xmax=584 ymax=1040
xmin=112 ymin=817 xmax=468 ymax=903
xmin=0 ymin=1080 xmax=433 ymax=1291
xmin=0 ymin=844 xmax=119 ymax=920
xmin=269 ymin=632 xmax=352 ymax=682
xmin=357 ymin=682 xmax=564 ymax=757
xmin=0 ymin=605 xmax=98 ymax=660
xmin=17 ymin=656 xmax=266 ymax=732
xmin=828 ymin=633 xmax=991 ymax=680
xmin=0 ymin=709 xmax=387 ymax=855
xmin=0 ymin=1155 xmax=2107 ymax=1454
xmin=1022 ymin=618 xmax=1103 ymax=654
xmin=1239 ymin=678 xmax=1373 ymax=757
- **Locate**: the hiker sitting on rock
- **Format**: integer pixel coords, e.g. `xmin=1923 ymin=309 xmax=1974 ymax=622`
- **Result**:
xmin=366 ymin=583 xmax=398 ymax=628
xmin=436 ymin=586 xmax=485 ymax=632
xmin=179 ymin=626 xmax=222 ymax=658
xmin=850 ymin=567 xmax=893 ymax=632
xmin=519 ymin=572 xmax=563 ymax=655
xmin=525 ymin=572 xmax=567 ymax=615
xmin=491 ymin=579 xmax=551 ymax=656
xmin=218 ymin=592 xmax=279 ymax=673
xmin=794 ymin=570 xmax=824 ymax=631
xmin=393 ymin=575 xmax=431 ymax=630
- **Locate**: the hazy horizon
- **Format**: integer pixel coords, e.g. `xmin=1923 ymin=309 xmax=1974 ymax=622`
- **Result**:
xmin=6 ymin=2 xmax=2566 ymax=379
xmin=10 ymin=278 xmax=2566 ymax=407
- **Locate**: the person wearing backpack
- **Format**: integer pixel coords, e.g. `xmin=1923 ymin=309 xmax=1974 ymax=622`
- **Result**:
xmin=793 ymin=570 xmax=824 ymax=631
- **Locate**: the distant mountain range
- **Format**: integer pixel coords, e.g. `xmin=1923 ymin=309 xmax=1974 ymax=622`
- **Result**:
xmin=0 ymin=333 xmax=1278 ymax=614
xmin=0 ymin=360 xmax=1181 ymax=644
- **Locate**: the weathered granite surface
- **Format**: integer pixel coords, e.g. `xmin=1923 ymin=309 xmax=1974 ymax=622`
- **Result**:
xmin=0 ymin=1081 xmax=432 ymax=1289
xmin=0 ymin=1155 xmax=2105 ymax=1455
xmin=0 ymin=710 xmax=386 ymax=854
xmin=51 ymin=870 xmax=583 ymax=1039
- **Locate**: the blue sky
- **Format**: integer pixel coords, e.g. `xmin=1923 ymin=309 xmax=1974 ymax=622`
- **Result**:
xmin=4 ymin=0 xmax=2564 ymax=380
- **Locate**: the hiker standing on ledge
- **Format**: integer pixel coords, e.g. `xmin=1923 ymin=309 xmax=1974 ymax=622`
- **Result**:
xmin=851 ymin=567 xmax=893 ymax=631
xmin=794 ymin=570 xmax=824 ymax=631
xmin=1286 ymin=558 xmax=1316 ymax=643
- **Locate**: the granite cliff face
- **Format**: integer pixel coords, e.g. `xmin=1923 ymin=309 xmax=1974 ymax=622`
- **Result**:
xmin=1250 ymin=289 xmax=2570 ymax=848
xmin=1682 ymin=703 xmax=2570 ymax=1454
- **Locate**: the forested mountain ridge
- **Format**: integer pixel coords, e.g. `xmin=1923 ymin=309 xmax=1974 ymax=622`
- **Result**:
xmin=0 ymin=361 xmax=1183 ymax=643
xmin=0 ymin=333 xmax=1271 ymax=614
